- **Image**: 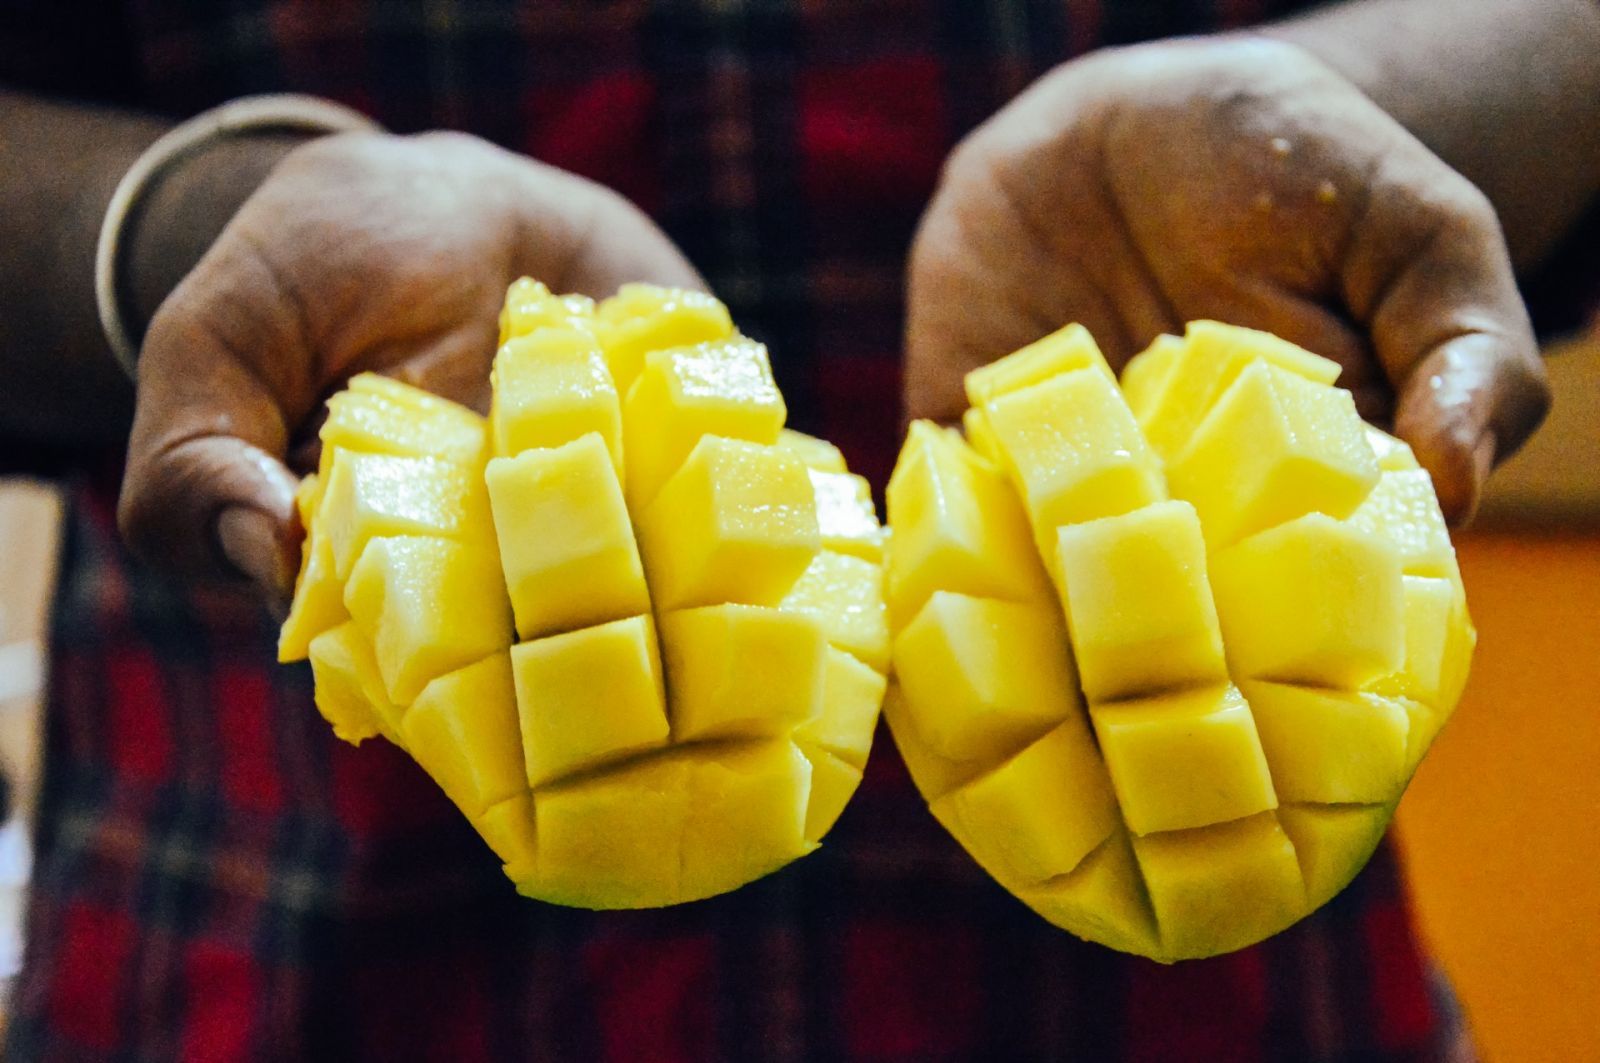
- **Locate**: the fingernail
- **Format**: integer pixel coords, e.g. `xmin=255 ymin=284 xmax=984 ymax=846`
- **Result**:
xmin=217 ymin=506 xmax=295 ymax=603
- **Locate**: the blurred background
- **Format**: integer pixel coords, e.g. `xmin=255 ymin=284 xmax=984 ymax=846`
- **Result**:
xmin=0 ymin=329 xmax=1594 ymax=1057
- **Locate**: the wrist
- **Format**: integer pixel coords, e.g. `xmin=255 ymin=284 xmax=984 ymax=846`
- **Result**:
xmin=96 ymin=95 xmax=381 ymax=374
xmin=123 ymin=131 xmax=314 ymax=334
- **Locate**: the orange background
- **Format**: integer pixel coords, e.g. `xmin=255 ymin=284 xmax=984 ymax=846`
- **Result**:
xmin=1394 ymin=334 xmax=1600 ymax=1063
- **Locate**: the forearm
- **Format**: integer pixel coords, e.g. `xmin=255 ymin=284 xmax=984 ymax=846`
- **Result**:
xmin=1267 ymin=0 xmax=1600 ymax=272
xmin=0 ymin=89 xmax=305 ymax=445
xmin=0 ymin=91 xmax=160 ymax=443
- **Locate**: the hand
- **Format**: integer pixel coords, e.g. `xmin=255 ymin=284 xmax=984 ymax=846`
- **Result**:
xmin=119 ymin=130 xmax=701 ymax=600
xmin=906 ymin=36 xmax=1550 ymax=523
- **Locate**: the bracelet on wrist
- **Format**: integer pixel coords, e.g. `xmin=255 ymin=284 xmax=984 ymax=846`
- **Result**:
xmin=94 ymin=93 xmax=381 ymax=378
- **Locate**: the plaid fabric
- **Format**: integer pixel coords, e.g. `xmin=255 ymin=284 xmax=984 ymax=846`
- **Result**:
xmin=4 ymin=2 xmax=1486 ymax=1059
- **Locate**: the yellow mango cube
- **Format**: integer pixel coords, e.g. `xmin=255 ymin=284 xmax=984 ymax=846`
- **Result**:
xmin=325 ymin=374 xmax=488 ymax=466
xmin=809 ymin=469 xmax=882 ymax=562
xmin=1120 ymin=334 xmax=1182 ymax=420
xmin=1138 ymin=320 xmax=1341 ymax=459
xmin=885 ymin=422 xmax=1050 ymax=625
xmin=1240 ymin=681 xmax=1410 ymax=804
xmin=594 ymin=283 xmax=735 ymax=391
xmin=1131 ymin=812 xmax=1305 ymax=962
xmin=982 ymin=368 xmax=1166 ymax=536
xmin=344 ymin=535 xmax=513 ymax=705
xmin=1210 ymin=514 xmax=1404 ymax=688
xmin=636 ymin=435 xmax=819 ymax=611
xmin=320 ymin=449 xmax=491 ymax=580
xmin=1344 ymin=469 xmax=1460 ymax=581
xmin=530 ymin=741 xmax=809 ymax=909
xmin=880 ymin=680 xmax=985 ymax=802
xmin=511 ymin=614 xmax=669 ymax=787
xmin=471 ymin=793 xmax=538 ymax=884
xmin=778 ymin=551 xmax=889 ymax=673
xmin=963 ymin=322 xmax=1115 ymax=407
xmin=1277 ymin=803 xmax=1392 ymax=909
xmin=1089 ymin=684 xmax=1277 ymax=836
xmin=1169 ymin=362 xmax=1379 ymax=548
xmin=529 ymin=754 xmax=690 ymax=908
xmin=931 ymin=717 xmax=1119 ymax=886
xmin=278 ymin=524 xmax=349 ymax=662
xmin=622 ymin=337 xmax=786 ymax=510
xmin=801 ymin=746 xmax=862 ymax=842
xmin=1366 ymin=576 xmax=1476 ymax=709
xmin=401 ymin=653 xmax=525 ymax=814
xmin=1022 ymin=832 xmax=1160 ymax=958
xmin=306 ymin=621 xmax=394 ymax=744
xmin=677 ymin=741 xmax=813 ymax=903
xmin=795 ymin=647 xmax=886 ymax=768
xmin=489 ymin=327 xmax=622 ymax=471
xmin=1400 ymin=697 xmax=1445 ymax=777
xmin=777 ymin=428 xmax=847 ymax=472
xmin=1055 ymin=501 xmax=1227 ymax=702
xmin=893 ymin=593 xmax=1082 ymax=765
xmin=961 ymin=406 xmax=1002 ymax=464
xmin=1365 ymin=427 xmax=1420 ymax=471
xmin=484 ymin=434 xmax=649 ymax=640
xmin=658 ymin=605 xmax=827 ymax=741
xmin=498 ymin=277 xmax=595 ymax=344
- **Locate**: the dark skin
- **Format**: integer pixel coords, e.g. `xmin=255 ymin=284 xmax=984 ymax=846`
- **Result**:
xmin=905 ymin=36 xmax=1553 ymax=522
xmin=0 ymin=0 xmax=1595 ymax=603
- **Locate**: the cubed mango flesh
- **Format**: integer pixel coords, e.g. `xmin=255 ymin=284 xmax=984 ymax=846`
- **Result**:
xmin=402 ymin=653 xmax=525 ymax=813
xmin=809 ymin=469 xmax=883 ymax=562
xmin=307 ymin=621 xmax=394 ymax=745
xmin=777 ymin=550 xmax=890 ymax=673
xmin=931 ymin=717 xmax=1120 ymax=886
xmin=593 ymin=283 xmax=734 ymax=391
xmin=1090 ymin=685 xmax=1278 ymax=836
xmin=883 ymin=318 xmax=1471 ymax=963
xmin=659 ymin=605 xmax=827 ymax=741
xmin=1169 ymin=361 xmax=1378 ymax=548
xmin=489 ymin=327 xmax=622 ymax=471
xmin=981 ymin=368 xmax=1166 ymax=539
xmin=485 ymin=434 xmax=649 ymax=640
xmin=286 ymin=283 xmax=886 ymax=914
xmin=776 ymin=428 xmax=848 ymax=472
xmin=1239 ymin=681 xmax=1410 ymax=805
xmin=344 ymin=535 xmax=513 ymax=705
xmin=893 ymin=592 xmax=1083 ymax=765
xmin=963 ymin=322 xmax=1115 ymax=407
xmin=1055 ymin=501 xmax=1227 ymax=702
xmin=320 ymin=449 xmax=491 ymax=579
xmin=511 ymin=614 xmax=669 ymax=787
xmin=637 ymin=435 xmax=820 ymax=611
xmin=885 ymin=421 xmax=1050 ymax=625
xmin=1137 ymin=319 xmax=1340 ymax=460
xmin=1210 ymin=514 xmax=1404 ymax=688
xmin=622 ymin=337 xmax=785 ymax=510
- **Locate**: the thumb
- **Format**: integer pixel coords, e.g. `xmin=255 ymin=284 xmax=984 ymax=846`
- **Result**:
xmin=1349 ymin=178 xmax=1550 ymax=525
xmin=119 ymin=274 xmax=305 ymax=601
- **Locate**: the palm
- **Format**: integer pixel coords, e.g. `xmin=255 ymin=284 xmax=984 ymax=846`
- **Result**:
xmin=906 ymin=38 xmax=1524 ymax=436
xmin=122 ymin=130 xmax=700 ymax=590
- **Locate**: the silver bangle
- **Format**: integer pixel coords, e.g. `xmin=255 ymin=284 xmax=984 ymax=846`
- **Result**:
xmin=94 ymin=94 xmax=381 ymax=378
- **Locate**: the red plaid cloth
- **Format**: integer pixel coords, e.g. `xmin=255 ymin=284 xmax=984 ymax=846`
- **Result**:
xmin=0 ymin=1 xmax=1499 ymax=1059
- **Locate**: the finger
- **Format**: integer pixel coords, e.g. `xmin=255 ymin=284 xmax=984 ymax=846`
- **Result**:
xmin=1394 ymin=334 xmax=1550 ymax=524
xmin=1345 ymin=176 xmax=1550 ymax=524
xmin=120 ymin=256 xmax=306 ymax=600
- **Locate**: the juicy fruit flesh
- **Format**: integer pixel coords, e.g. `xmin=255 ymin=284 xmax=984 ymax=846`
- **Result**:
xmin=282 ymin=280 xmax=887 ymax=908
xmin=887 ymin=319 xmax=1474 ymax=962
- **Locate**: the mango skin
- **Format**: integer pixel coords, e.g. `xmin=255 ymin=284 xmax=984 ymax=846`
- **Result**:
xmin=886 ymin=320 xmax=1474 ymax=962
